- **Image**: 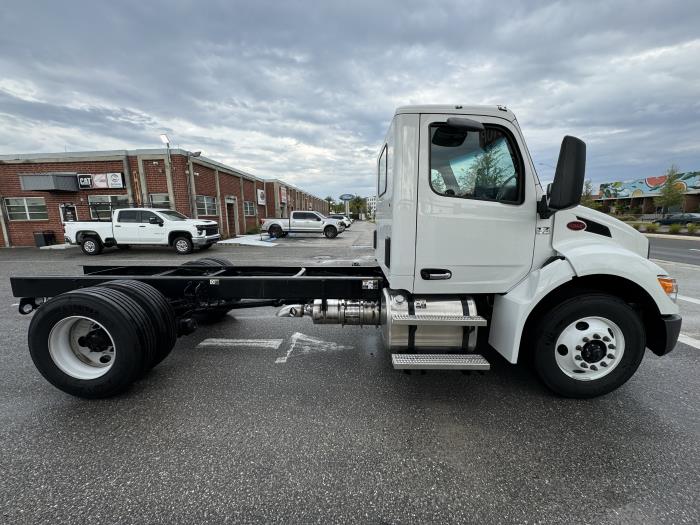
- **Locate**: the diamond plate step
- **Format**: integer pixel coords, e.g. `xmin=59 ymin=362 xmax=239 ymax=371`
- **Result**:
xmin=392 ymin=353 xmax=490 ymax=370
xmin=390 ymin=313 xmax=487 ymax=327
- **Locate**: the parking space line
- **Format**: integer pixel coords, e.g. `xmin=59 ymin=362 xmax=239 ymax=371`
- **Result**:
xmin=678 ymin=295 xmax=700 ymax=306
xmin=198 ymin=338 xmax=283 ymax=349
xmin=678 ymin=334 xmax=700 ymax=350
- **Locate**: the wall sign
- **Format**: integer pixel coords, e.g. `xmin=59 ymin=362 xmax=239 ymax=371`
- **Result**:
xmin=77 ymin=175 xmax=93 ymax=189
xmin=76 ymin=173 xmax=123 ymax=190
xmin=257 ymin=189 xmax=266 ymax=205
xmin=280 ymin=186 xmax=287 ymax=204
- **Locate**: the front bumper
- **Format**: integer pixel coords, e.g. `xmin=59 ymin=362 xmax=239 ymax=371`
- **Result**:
xmin=649 ymin=314 xmax=682 ymax=356
xmin=193 ymin=234 xmax=221 ymax=246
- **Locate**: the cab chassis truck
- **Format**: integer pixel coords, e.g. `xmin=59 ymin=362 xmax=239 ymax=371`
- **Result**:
xmin=10 ymin=105 xmax=681 ymax=399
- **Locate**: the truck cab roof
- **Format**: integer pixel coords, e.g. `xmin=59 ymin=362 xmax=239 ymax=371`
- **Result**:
xmin=394 ymin=105 xmax=516 ymax=121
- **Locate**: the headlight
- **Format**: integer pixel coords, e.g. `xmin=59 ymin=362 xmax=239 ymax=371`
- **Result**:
xmin=658 ymin=276 xmax=678 ymax=302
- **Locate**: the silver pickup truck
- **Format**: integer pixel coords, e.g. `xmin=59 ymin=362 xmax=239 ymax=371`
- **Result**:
xmin=260 ymin=211 xmax=345 ymax=239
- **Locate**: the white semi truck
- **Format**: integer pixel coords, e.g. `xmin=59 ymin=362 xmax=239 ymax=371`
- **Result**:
xmin=11 ymin=105 xmax=681 ymax=399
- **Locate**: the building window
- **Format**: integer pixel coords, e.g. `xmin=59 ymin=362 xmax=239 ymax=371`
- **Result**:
xmin=88 ymin=195 xmax=130 ymax=219
xmin=196 ymin=195 xmax=218 ymax=216
xmin=149 ymin=193 xmax=171 ymax=208
xmin=243 ymin=201 xmax=256 ymax=216
xmin=4 ymin=197 xmax=48 ymax=221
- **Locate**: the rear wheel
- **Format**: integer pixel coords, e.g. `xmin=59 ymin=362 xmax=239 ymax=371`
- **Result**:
xmin=324 ymin=226 xmax=338 ymax=239
xmin=269 ymin=225 xmax=283 ymax=238
xmin=533 ymin=293 xmax=645 ymax=398
xmin=28 ymin=287 xmax=156 ymax=398
xmin=173 ymin=236 xmax=193 ymax=255
xmin=101 ymin=280 xmax=177 ymax=368
xmin=81 ymin=236 xmax=103 ymax=255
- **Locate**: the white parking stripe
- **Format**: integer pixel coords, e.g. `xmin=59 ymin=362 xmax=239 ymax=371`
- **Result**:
xmin=678 ymin=295 xmax=700 ymax=306
xmin=198 ymin=338 xmax=283 ymax=349
xmin=689 ymin=248 xmax=700 ymax=252
xmin=678 ymin=334 xmax=700 ymax=350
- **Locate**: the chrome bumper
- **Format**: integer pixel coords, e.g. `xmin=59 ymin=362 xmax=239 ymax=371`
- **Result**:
xmin=193 ymin=234 xmax=221 ymax=246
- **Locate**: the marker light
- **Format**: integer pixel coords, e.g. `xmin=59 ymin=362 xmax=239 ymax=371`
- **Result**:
xmin=658 ymin=276 xmax=678 ymax=302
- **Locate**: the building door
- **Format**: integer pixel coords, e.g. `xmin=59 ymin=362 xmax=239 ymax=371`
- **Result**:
xmin=59 ymin=204 xmax=78 ymax=223
xmin=226 ymin=197 xmax=240 ymax=237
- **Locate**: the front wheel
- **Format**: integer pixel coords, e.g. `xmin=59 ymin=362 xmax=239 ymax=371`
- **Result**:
xmin=533 ymin=293 xmax=645 ymax=398
xmin=173 ymin=236 xmax=193 ymax=255
xmin=324 ymin=226 xmax=338 ymax=239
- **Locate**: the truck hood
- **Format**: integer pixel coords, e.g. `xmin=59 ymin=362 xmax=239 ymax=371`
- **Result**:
xmin=552 ymin=206 xmax=648 ymax=259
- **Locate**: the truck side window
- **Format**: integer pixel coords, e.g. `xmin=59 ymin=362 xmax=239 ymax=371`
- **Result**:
xmin=378 ymin=145 xmax=387 ymax=196
xmin=429 ymin=125 xmax=522 ymax=204
xmin=140 ymin=211 xmax=158 ymax=223
xmin=118 ymin=210 xmax=140 ymax=223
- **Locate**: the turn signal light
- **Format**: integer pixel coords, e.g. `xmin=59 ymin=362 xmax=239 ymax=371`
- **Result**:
xmin=658 ymin=276 xmax=678 ymax=302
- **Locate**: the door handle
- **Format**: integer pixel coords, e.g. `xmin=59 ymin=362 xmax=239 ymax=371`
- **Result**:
xmin=420 ymin=268 xmax=452 ymax=280
xmin=139 ymin=225 xmax=146 ymax=228
xmin=114 ymin=225 xmax=121 ymax=228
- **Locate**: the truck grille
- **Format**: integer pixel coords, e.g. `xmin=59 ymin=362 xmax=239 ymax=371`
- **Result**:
xmin=204 ymin=226 xmax=219 ymax=236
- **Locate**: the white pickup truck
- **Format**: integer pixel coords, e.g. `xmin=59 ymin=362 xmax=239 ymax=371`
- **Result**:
xmin=261 ymin=210 xmax=346 ymax=239
xmin=64 ymin=208 xmax=221 ymax=255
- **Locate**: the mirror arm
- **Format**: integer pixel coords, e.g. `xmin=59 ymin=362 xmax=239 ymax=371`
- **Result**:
xmin=537 ymin=195 xmax=553 ymax=219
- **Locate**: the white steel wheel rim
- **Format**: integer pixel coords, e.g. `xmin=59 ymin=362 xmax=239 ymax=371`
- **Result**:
xmin=554 ymin=316 xmax=625 ymax=381
xmin=84 ymin=240 xmax=96 ymax=252
xmin=176 ymin=239 xmax=189 ymax=252
xmin=48 ymin=316 xmax=116 ymax=380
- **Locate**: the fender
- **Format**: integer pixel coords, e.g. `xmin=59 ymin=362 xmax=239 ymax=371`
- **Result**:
xmin=489 ymin=245 xmax=679 ymax=364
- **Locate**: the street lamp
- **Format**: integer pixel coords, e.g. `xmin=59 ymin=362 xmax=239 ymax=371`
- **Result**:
xmin=159 ymin=134 xmax=170 ymax=146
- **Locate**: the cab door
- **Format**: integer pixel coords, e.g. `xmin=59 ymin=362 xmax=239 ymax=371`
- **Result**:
xmin=413 ymin=113 xmax=537 ymax=294
xmin=113 ymin=210 xmax=141 ymax=243
xmin=139 ymin=211 xmax=166 ymax=243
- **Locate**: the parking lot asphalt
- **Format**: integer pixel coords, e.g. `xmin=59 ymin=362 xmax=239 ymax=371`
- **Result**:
xmin=648 ymin=235 xmax=700 ymax=266
xmin=1 ymin=222 xmax=699 ymax=524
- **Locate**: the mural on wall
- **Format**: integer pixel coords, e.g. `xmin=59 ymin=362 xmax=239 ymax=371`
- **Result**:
xmin=599 ymin=171 xmax=700 ymax=199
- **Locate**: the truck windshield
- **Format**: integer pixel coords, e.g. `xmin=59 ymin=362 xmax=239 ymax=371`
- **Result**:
xmin=159 ymin=210 xmax=188 ymax=221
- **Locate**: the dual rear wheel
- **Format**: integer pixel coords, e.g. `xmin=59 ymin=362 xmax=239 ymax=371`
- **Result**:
xmin=28 ymin=281 xmax=177 ymax=398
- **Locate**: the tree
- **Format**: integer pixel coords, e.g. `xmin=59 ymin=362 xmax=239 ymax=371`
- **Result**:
xmin=349 ymin=196 xmax=366 ymax=215
xmin=324 ymin=196 xmax=334 ymax=205
xmin=654 ymin=165 xmax=684 ymax=213
xmin=580 ymin=180 xmax=600 ymax=210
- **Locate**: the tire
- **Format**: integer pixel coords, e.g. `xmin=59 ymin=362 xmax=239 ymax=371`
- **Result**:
xmin=183 ymin=257 xmax=238 ymax=321
xmin=324 ymin=226 xmax=338 ymax=239
xmin=81 ymin=236 xmax=103 ymax=255
xmin=268 ymin=225 xmax=283 ymax=238
xmin=27 ymin=287 xmax=156 ymax=398
xmin=101 ymin=280 xmax=177 ymax=368
xmin=173 ymin=236 xmax=193 ymax=255
xmin=532 ymin=293 xmax=645 ymax=398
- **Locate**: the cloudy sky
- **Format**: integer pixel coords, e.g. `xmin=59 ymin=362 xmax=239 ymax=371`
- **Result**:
xmin=1 ymin=1 xmax=699 ymax=198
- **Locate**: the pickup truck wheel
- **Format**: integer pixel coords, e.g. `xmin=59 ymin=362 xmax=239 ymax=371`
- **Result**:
xmin=533 ymin=293 xmax=645 ymax=398
xmin=27 ymin=287 xmax=155 ymax=398
xmin=269 ymin=225 xmax=283 ymax=238
xmin=81 ymin=236 xmax=103 ymax=255
xmin=324 ymin=226 xmax=338 ymax=239
xmin=173 ymin=236 xmax=193 ymax=255
xmin=101 ymin=280 xmax=177 ymax=368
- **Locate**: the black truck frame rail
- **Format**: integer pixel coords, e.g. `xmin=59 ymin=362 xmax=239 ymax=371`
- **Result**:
xmin=11 ymin=264 xmax=385 ymax=315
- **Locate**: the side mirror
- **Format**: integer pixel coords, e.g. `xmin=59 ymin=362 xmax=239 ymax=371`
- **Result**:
xmin=149 ymin=216 xmax=163 ymax=226
xmin=548 ymin=136 xmax=586 ymax=211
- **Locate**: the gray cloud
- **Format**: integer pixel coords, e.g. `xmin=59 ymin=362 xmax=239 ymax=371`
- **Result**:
xmin=1 ymin=0 xmax=699 ymax=198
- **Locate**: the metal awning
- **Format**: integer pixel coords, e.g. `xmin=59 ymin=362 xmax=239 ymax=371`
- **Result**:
xmin=19 ymin=173 xmax=79 ymax=192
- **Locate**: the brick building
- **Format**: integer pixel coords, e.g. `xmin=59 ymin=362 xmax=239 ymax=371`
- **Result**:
xmin=0 ymin=149 xmax=329 ymax=247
